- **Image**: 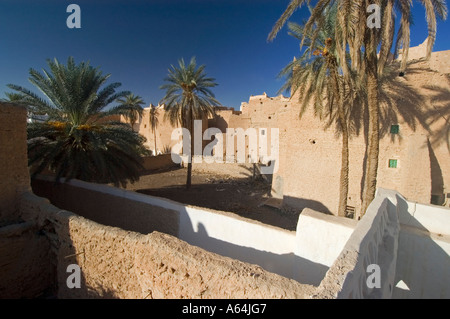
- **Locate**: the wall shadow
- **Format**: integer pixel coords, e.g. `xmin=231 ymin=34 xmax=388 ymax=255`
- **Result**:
xmin=181 ymin=220 xmax=328 ymax=285
xmin=428 ymin=140 xmax=445 ymax=205
xmin=32 ymin=177 xmax=330 ymax=288
xmin=209 ymin=114 xmax=228 ymax=132
xmin=283 ymin=195 xmax=333 ymax=216
xmin=393 ymin=195 xmax=450 ymax=298
xmin=135 ymin=179 xmax=298 ymax=231
xmin=422 ymin=74 xmax=450 ymax=151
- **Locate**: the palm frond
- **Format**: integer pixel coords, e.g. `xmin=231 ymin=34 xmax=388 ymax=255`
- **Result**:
xmin=10 ymin=57 xmax=148 ymax=186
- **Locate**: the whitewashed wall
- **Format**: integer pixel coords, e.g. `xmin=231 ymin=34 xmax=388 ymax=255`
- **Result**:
xmin=294 ymin=209 xmax=357 ymax=285
xmin=393 ymin=193 xmax=450 ymax=298
xmin=35 ymin=176 xmax=356 ymax=283
xmin=36 ymin=177 xmax=450 ymax=297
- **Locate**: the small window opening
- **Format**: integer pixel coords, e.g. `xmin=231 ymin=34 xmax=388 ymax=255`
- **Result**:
xmin=390 ymin=125 xmax=399 ymax=134
xmin=345 ymin=206 xmax=356 ymax=219
xmin=388 ymin=159 xmax=398 ymax=168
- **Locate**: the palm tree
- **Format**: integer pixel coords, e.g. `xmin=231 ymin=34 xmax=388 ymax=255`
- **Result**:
xmin=117 ymin=93 xmax=145 ymax=131
xmin=7 ymin=57 xmax=149 ymax=187
xmin=278 ymin=5 xmax=361 ymax=217
xmin=160 ymin=57 xmax=220 ymax=188
xmin=2 ymin=92 xmax=23 ymax=102
xmin=149 ymin=104 xmax=160 ymax=155
xmin=268 ymin=0 xmax=447 ymax=217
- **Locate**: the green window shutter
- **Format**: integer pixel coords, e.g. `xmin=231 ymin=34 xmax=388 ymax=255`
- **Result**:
xmin=390 ymin=125 xmax=399 ymax=134
xmin=388 ymin=159 xmax=398 ymax=168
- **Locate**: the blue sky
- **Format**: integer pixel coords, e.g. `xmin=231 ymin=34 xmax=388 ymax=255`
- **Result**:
xmin=1 ymin=0 xmax=449 ymax=110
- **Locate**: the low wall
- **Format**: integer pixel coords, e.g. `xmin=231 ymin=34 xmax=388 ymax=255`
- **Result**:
xmin=397 ymin=199 xmax=450 ymax=236
xmin=32 ymin=176 xmax=298 ymax=280
xmin=19 ymin=191 xmax=314 ymax=299
xmin=313 ymin=189 xmax=401 ymax=299
xmin=30 ymin=176 xmax=361 ymax=285
xmin=0 ymin=103 xmax=31 ymax=224
xmin=393 ymin=194 xmax=450 ymax=298
xmin=31 ymin=178 xmax=179 ymax=237
xmin=294 ymin=210 xmax=357 ymax=285
xmin=0 ymin=221 xmax=55 ymax=298
xmin=312 ymin=188 xmax=450 ymax=299
xmin=31 ymin=176 xmax=449 ymax=299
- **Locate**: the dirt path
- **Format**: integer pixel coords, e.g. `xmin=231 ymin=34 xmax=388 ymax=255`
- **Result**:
xmin=124 ymin=166 xmax=300 ymax=231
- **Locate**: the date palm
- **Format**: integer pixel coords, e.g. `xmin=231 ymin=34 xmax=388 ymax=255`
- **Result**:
xmin=160 ymin=57 xmax=220 ymax=188
xmin=149 ymin=104 xmax=160 ymax=155
xmin=7 ymin=57 xmax=149 ymax=187
xmin=117 ymin=93 xmax=145 ymax=131
xmin=278 ymin=4 xmax=361 ymax=217
xmin=269 ymin=0 xmax=447 ymax=217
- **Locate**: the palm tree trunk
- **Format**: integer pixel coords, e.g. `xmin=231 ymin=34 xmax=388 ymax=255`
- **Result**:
xmin=153 ymin=127 xmax=157 ymax=155
xmin=186 ymin=107 xmax=193 ymax=189
xmin=338 ymin=118 xmax=349 ymax=217
xmin=328 ymin=55 xmax=349 ymax=217
xmin=361 ymin=31 xmax=380 ymax=218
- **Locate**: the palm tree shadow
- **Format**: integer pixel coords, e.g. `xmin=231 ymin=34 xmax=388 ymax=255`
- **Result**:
xmin=421 ymin=74 xmax=450 ymax=152
xmin=377 ymin=66 xmax=431 ymax=141
xmin=345 ymin=61 xmax=435 ymax=203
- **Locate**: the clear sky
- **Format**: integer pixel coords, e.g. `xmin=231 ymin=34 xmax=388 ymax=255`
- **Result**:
xmin=1 ymin=0 xmax=449 ymax=110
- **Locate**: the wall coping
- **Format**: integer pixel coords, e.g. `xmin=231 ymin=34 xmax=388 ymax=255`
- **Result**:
xmin=34 ymin=175 xmax=295 ymax=235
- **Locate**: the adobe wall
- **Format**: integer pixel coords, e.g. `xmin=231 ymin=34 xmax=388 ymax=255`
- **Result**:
xmin=398 ymin=38 xmax=450 ymax=73
xmin=133 ymin=106 xmax=209 ymax=155
xmin=31 ymin=176 xmax=299 ymax=281
xmin=0 ymin=103 xmax=31 ymax=224
xmin=127 ymin=107 xmax=178 ymax=154
xmin=0 ymin=221 xmax=55 ymax=298
xmin=19 ymin=190 xmax=314 ymax=299
xmin=265 ymin=48 xmax=449 ymax=215
xmin=0 ymin=102 xmax=55 ymax=298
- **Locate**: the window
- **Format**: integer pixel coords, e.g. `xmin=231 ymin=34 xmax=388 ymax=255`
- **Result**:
xmin=390 ymin=124 xmax=399 ymax=134
xmin=388 ymin=159 xmax=398 ymax=168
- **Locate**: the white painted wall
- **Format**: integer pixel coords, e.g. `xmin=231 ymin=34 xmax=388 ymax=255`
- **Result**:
xmin=179 ymin=206 xmax=297 ymax=279
xmin=40 ymin=176 xmax=361 ymax=283
xmin=392 ymin=194 xmax=450 ymax=298
xmin=37 ymin=176 xmax=299 ymax=280
xmin=398 ymin=200 xmax=450 ymax=235
xmin=314 ymin=189 xmax=401 ymax=299
xmin=34 ymin=177 xmax=450 ymax=297
xmin=294 ymin=209 xmax=357 ymax=285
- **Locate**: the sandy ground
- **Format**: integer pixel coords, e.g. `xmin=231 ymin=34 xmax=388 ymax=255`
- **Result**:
xmin=124 ymin=164 xmax=300 ymax=231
